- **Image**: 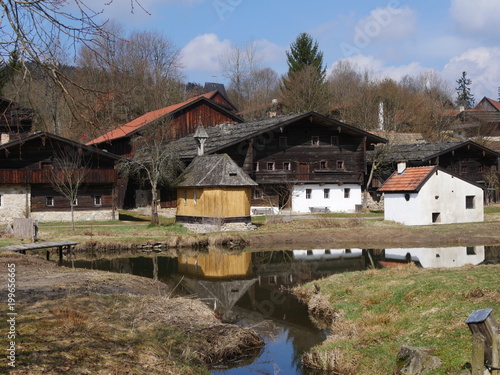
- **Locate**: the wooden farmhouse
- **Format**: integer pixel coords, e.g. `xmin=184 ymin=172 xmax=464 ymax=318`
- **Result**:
xmin=86 ymin=91 xmax=242 ymax=157
xmin=0 ymin=132 xmax=120 ymax=223
xmin=378 ymin=165 xmax=484 ymax=225
xmin=452 ymin=97 xmax=500 ymax=140
xmin=175 ymin=152 xmax=257 ymax=230
xmin=173 ymin=112 xmax=387 ymax=214
xmin=375 ymin=140 xmax=500 ymax=202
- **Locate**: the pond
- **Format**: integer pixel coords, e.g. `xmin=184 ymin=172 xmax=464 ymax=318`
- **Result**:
xmin=63 ymin=245 xmax=499 ymax=374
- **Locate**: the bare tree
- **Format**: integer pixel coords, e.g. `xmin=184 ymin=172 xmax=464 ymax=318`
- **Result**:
xmin=219 ymin=42 xmax=262 ymax=110
xmin=280 ymin=65 xmax=331 ymax=114
xmin=74 ymin=25 xmax=184 ymax=138
xmin=51 ymin=146 xmax=90 ymax=230
xmin=118 ymin=117 xmax=183 ymax=225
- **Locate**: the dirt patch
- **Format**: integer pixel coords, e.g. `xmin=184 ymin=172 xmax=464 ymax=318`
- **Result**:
xmin=0 ymin=252 xmax=263 ymax=374
xmin=248 ymin=221 xmax=500 ymax=250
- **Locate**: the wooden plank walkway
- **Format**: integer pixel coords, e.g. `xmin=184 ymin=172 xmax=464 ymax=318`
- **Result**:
xmin=0 ymin=241 xmax=78 ymax=262
xmin=0 ymin=241 xmax=78 ymax=252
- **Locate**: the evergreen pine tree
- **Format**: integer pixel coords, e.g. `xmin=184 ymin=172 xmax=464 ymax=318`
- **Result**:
xmin=455 ymin=71 xmax=475 ymax=109
xmin=0 ymin=49 xmax=23 ymax=96
xmin=286 ymin=33 xmax=326 ymax=81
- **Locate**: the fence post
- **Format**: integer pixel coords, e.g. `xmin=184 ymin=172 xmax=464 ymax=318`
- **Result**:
xmin=466 ymin=308 xmax=500 ymax=375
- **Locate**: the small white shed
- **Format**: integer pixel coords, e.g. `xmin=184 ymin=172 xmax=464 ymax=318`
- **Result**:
xmin=378 ymin=165 xmax=484 ymax=225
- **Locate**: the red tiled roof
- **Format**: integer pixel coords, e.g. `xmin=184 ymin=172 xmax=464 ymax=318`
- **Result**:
xmin=86 ymin=92 xmax=217 ymax=145
xmin=485 ymin=98 xmax=500 ymax=111
xmin=378 ymin=166 xmax=436 ymax=192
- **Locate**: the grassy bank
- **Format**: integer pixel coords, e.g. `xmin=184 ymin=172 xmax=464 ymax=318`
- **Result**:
xmin=1 ymin=208 xmax=499 ymax=251
xmin=295 ymin=263 xmax=500 ymax=374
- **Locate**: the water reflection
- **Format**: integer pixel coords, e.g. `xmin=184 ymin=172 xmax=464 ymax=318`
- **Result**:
xmin=382 ymin=246 xmax=486 ymax=268
xmin=63 ymin=245 xmax=498 ymax=375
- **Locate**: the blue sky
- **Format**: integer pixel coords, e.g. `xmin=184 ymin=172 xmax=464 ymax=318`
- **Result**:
xmin=89 ymin=0 xmax=500 ymax=101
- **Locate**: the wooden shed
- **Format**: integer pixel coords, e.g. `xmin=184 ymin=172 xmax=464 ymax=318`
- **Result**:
xmin=176 ymin=154 xmax=257 ymax=228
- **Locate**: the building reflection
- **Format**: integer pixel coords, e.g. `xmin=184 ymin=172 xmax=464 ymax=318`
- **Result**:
xmin=382 ymin=246 xmax=486 ymax=268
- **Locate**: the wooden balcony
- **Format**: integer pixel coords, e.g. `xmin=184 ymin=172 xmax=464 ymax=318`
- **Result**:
xmin=0 ymin=169 xmax=118 ymax=184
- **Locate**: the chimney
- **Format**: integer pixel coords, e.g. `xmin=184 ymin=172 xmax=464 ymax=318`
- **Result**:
xmin=193 ymin=124 xmax=209 ymax=156
xmin=378 ymin=102 xmax=384 ymax=130
xmin=397 ymin=162 xmax=406 ymax=174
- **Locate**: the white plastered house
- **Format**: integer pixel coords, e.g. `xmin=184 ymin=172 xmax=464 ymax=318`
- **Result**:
xmin=378 ymin=164 xmax=484 ymax=225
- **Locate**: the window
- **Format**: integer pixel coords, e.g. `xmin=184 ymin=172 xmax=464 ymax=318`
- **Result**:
xmin=306 ymin=189 xmax=312 ymax=199
xmin=268 ymin=275 xmax=277 ymax=285
xmin=193 ymin=189 xmax=197 ymax=204
xmin=432 ymin=212 xmax=441 ymax=223
xmin=72 ymin=198 xmax=78 ymax=206
xmin=467 ymin=246 xmax=476 ymax=255
xmin=337 ymin=160 xmax=345 ymax=169
xmin=267 ymin=162 xmax=275 ymax=171
xmin=41 ymin=161 xmax=53 ymax=170
xmin=93 ymin=196 xmax=102 ymax=206
xmin=0 ymin=194 xmax=2 ymax=207
xmin=254 ymin=162 xmax=259 ymax=172
xmin=324 ymin=188 xmax=330 ymax=199
xmin=283 ymin=162 xmax=291 ymax=171
xmin=254 ymin=189 xmax=264 ymax=199
xmin=311 ymin=136 xmax=319 ymax=146
xmin=466 ymin=195 xmax=475 ymax=209
xmin=461 ymin=165 xmax=467 ymax=174
xmin=320 ymin=160 xmax=327 ymax=169
xmin=344 ymin=188 xmax=350 ymax=198
xmin=478 ymin=165 xmax=483 ymax=173
xmin=279 ymin=136 xmax=287 ymax=147
xmin=183 ymin=189 xmax=187 ymax=204
xmin=331 ymin=136 xmax=339 ymax=145
xmin=46 ymin=197 xmax=54 ymax=206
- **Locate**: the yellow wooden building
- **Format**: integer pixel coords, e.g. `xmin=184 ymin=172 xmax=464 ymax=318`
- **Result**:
xmin=175 ymin=153 xmax=257 ymax=226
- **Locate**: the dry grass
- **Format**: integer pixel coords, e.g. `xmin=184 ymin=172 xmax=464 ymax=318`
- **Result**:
xmin=302 ymin=346 xmax=359 ymax=374
xmin=295 ymin=263 xmax=500 ymax=374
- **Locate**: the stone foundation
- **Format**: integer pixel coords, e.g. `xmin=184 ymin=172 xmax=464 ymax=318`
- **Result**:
xmin=0 ymin=185 xmax=30 ymax=224
xmin=31 ymin=210 xmax=115 ymax=222
xmin=182 ymin=222 xmax=257 ymax=234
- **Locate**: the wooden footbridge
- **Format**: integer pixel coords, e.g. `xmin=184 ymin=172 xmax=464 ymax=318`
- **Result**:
xmin=0 ymin=241 xmax=78 ymax=262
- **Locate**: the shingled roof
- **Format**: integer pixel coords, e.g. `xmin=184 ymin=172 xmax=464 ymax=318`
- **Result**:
xmin=173 ymin=112 xmax=388 ymax=160
xmin=177 ymin=154 xmax=257 ymax=187
xmin=377 ymin=140 xmax=500 ymax=163
xmin=378 ymin=166 xmax=437 ymax=192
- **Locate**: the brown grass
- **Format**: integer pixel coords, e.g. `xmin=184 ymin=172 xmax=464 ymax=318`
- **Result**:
xmin=302 ymin=345 xmax=359 ymax=374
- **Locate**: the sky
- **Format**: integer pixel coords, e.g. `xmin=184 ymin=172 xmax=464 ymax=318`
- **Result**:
xmin=87 ymin=0 xmax=500 ymax=102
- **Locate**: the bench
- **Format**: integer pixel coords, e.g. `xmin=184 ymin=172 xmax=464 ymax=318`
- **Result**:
xmin=252 ymin=208 xmax=275 ymax=215
xmin=309 ymin=207 xmax=331 ymax=213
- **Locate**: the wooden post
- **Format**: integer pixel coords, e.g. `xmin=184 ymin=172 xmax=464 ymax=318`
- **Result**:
xmin=471 ymin=333 xmax=485 ymax=375
xmin=492 ymin=326 xmax=500 ymax=375
xmin=46 ymin=250 xmax=50 ymax=261
xmin=58 ymin=246 xmax=63 ymax=263
xmin=466 ymin=308 xmax=500 ymax=374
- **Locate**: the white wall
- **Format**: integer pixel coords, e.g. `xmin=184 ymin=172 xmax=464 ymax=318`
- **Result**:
xmin=384 ymin=192 xmax=421 ymax=225
xmin=292 ymin=184 xmax=361 ymax=213
xmin=384 ymin=246 xmax=485 ymax=268
xmin=0 ymin=185 xmax=30 ymax=224
xmin=383 ymin=170 xmax=484 ymax=225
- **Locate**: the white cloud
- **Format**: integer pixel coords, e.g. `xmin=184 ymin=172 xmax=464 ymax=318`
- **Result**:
xmin=253 ymin=39 xmax=286 ymax=64
xmin=180 ymin=33 xmax=231 ymax=72
xmin=450 ymin=0 xmax=500 ymax=34
xmin=355 ymin=5 xmax=417 ymax=43
xmin=330 ymin=55 xmax=424 ymax=82
xmin=442 ymin=47 xmax=500 ymax=100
